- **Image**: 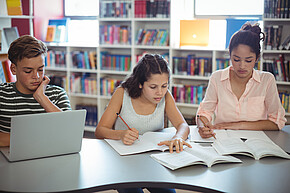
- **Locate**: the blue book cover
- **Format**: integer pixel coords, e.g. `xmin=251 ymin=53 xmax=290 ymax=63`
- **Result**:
xmin=226 ymin=18 xmax=259 ymax=49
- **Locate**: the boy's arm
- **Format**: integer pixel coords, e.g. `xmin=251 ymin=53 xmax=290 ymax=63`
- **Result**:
xmin=33 ymin=76 xmax=70 ymax=112
xmin=0 ymin=132 xmax=10 ymax=147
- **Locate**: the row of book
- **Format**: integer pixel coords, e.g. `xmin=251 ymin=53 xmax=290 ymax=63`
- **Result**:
xmin=99 ymin=25 xmax=131 ymax=45
xmin=264 ymin=0 xmax=290 ymax=18
xmin=100 ymin=77 xmax=122 ymax=96
xmin=70 ymin=74 xmax=98 ymax=95
xmin=100 ymin=52 xmax=131 ymax=71
xmin=99 ymin=1 xmax=132 ymax=18
xmin=71 ymin=51 xmax=97 ymax=70
xmin=172 ymin=85 xmax=207 ymax=104
xmin=76 ymin=104 xmax=98 ymax=127
xmin=216 ymin=58 xmax=230 ymax=71
xmin=264 ymin=25 xmax=289 ymax=50
xmin=263 ymin=54 xmax=290 ymax=82
xmin=135 ymin=29 xmax=169 ymax=46
xmin=172 ymin=56 xmax=212 ymax=77
xmin=45 ymin=50 xmax=66 ymax=68
xmin=280 ymin=91 xmax=290 ymax=113
xmin=135 ymin=0 xmax=170 ymax=18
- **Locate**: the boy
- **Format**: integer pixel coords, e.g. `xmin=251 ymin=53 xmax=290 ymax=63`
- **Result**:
xmin=0 ymin=35 xmax=71 ymax=147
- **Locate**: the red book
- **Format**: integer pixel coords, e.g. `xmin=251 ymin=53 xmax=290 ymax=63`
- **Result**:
xmin=2 ymin=60 xmax=16 ymax=82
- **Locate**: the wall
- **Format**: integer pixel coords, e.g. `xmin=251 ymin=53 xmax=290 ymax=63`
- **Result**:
xmin=33 ymin=0 xmax=63 ymax=41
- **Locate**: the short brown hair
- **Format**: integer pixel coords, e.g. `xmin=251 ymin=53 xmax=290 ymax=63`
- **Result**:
xmin=8 ymin=35 xmax=47 ymax=65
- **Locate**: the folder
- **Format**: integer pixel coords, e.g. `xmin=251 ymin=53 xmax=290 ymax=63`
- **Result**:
xmin=180 ymin=19 xmax=210 ymax=47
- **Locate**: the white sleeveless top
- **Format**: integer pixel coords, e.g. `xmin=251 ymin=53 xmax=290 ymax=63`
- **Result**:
xmin=114 ymin=90 xmax=165 ymax=135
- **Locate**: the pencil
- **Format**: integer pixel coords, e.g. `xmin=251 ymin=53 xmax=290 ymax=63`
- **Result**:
xmin=197 ymin=115 xmax=216 ymax=139
xmin=116 ymin=113 xmax=131 ymax=130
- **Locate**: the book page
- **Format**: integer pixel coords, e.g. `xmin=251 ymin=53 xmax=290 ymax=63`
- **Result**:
xmin=105 ymin=132 xmax=175 ymax=156
xmin=150 ymin=151 xmax=204 ymax=170
xmin=189 ymin=126 xmax=228 ymax=142
xmin=212 ymin=138 xmax=255 ymax=158
xmin=226 ymin=130 xmax=272 ymax=141
xmin=245 ymin=139 xmax=290 ymax=160
xmin=185 ymin=143 xmax=242 ymax=167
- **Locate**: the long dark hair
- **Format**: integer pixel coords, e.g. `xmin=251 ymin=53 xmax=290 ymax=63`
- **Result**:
xmin=121 ymin=54 xmax=170 ymax=98
xmin=229 ymin=22 xmax=265 ymax=59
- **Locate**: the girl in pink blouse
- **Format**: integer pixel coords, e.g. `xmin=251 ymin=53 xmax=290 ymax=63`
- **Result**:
xmin=197 ymin=22 xmax=287 ymax=138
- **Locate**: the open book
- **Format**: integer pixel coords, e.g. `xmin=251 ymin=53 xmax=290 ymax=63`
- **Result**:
xmin=150 ymin=143 xmax=242 ymax=170
xmin=105 ymin=132 xmax=176 ymax=156
xmin=190 ymin=126 xmax=272 ymax=143
xmin=212 ymin=138 xmax=290 ymax=160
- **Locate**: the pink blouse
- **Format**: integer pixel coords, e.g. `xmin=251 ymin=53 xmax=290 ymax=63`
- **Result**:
xmin=197 ymin=66 xmax=286 ymax=130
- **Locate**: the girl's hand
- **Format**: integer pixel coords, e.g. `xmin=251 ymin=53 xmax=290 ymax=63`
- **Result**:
xmin=120 ymin=128 xmax=139 ymax=145
xmin=158 ymin=137 xmax=192 ymax=153
xmin=198 ymin=125 xmax=216 ymax=139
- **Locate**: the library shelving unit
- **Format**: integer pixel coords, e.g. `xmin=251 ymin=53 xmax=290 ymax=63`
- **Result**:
xmin=46 ymin=0 xmax=290 ymax=129
xmin=262 ymin=1 xmax=290 ymax=121
xmin=0 ymin=0 xmax=34 ymax=54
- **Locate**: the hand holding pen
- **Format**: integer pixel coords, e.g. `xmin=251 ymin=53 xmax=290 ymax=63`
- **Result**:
xmin=116 ymin=113 xmax=139 ymax=145
xmin=197 ymin=115 xmax=216 ymax=139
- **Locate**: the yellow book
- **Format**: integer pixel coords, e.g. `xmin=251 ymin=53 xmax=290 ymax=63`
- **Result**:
xmin=6 ymin=0 xmax=22 ymax=15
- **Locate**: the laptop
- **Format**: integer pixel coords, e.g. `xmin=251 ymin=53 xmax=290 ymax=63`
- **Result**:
xmin=0 ymin=109 xmax=86 ymax=162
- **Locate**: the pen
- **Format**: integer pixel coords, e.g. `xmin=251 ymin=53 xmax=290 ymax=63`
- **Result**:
xmin=116 ymin=113 xmax=131 ymax=130
xmin=197 ymin=115 xmax=216 ymax=139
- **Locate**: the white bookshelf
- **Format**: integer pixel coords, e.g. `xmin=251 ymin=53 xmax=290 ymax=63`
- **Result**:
xmin=46 ymin=0 xmax=290 ymax=129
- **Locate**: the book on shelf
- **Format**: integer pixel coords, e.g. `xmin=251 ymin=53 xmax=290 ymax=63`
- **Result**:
xmin=263 ymin=54 xmax=290 ymax=82
xmin=0 ymin=62 xmax=6 ymax=83
xmin=134 ymin=0 xmax=170 ymax=18
xmin=70 ymin=73 xmax=97 ymax=95
xmin=172 ymin=84 xmax=206 ymax=105
xmin=105 ymin=131 xmax=177 ymax=156
xmin=45 ymin=18 xmax=69 ymax=43
xmin=100 ymin=52 xmax=131 ymax=71
xmin=100 ymin=77 xmax=122 ymax=96
xmin=150 ymin=143 xmax=242 ymax=170
xmin=99 ymin=24 xmax=131 ymax=45
xmin=6 ymin=0 xmax=22 ymax=15
xmin=212 ymin=138 xmax=290 ymax=160
xmin=76 ymin=104 xmax=98 ymax=127
xmin=45 ymin=26 xmax=56 ymax=42
xmin=264 ymin=25 xmax=284 ymax=50
xmin=45 ymin=50 xmax=66 ymax=68
xmin=1 ymin=59 xmax=16 ymax=82
xmin=99 ymin=1 xmax=132 ymax=18
xmin=49 ymin=75 xmax=67 ymax=91
xmin=279 ymin=91 xmax=290 ymax=113
xmin=264 ymin=0 xmax=290 ymax=18
xmin=3 ymin=27 xmax=19 ymax=47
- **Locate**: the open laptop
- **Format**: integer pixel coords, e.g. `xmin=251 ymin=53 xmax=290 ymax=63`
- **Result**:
xmin=0 ymin=109 xmax=86 ymax=162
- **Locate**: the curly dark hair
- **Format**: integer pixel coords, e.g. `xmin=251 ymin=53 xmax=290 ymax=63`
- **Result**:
xmin=229 ymin=22 xmax=265 ymax=59
xmin=8 ymin=35 xmax=47 ymax=65
xmin=121 ymin=53 xmax=170 ymax=98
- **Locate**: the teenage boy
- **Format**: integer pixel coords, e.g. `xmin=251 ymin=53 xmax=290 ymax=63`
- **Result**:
xmin=0 ymin=35 xmax=71 ymax=147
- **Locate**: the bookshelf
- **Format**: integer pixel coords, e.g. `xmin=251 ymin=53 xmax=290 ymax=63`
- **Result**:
xmin=46 ymin=0 xmax=290 ymax=129
xmin=0 ymin=0 xmax=34 ymax=54
xmin=262 ymin=0 xmax=290 ymax=118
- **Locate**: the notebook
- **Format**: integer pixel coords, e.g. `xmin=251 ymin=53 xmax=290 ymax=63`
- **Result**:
xmin=0 ymin=110 xmax=86 ymax=162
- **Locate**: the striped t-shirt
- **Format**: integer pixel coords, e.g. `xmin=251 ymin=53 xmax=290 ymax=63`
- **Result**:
xmin=0 ymin=82 xmax=71 ymax=133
